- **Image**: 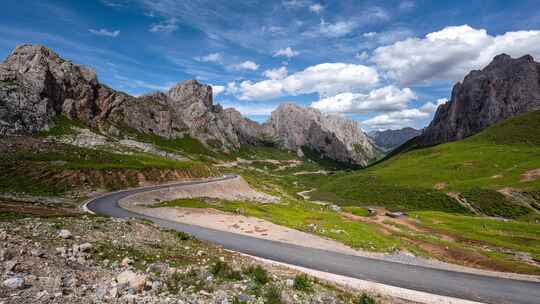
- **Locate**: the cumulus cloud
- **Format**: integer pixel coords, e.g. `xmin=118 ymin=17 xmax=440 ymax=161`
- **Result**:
xmin=309 ymin=3 xmax=324 ymax=13
xmin=273 ymin=47 xmax=300 ymax=58
xmin=263 ymin=66 xmax=288 ymax=80
xmin=319 ymin=19 xmax=357 ymax=37
xmin=195 ymin=52 xmax=224 ymax=63
xmin=362 ymin=98 xmax=446 ymax=129
xmin=372 ymin=25 xmax=540 ymax=85
xmin=211 ymin=85 xmax=226 ymax=96
xmin=234 ymin=62 xmax=379 ymax=100
xmin=89 ymin=28 xmax=120 ymax=37
xmin=234 ymin=60 xmax=260 ymax=71
xmin=311 ymin=86 xmax=416 ymax=114
xmin=356 ymin=51 xmax=369 ymax=60
xmin=150 ymin=18 xmax=178 ymax=33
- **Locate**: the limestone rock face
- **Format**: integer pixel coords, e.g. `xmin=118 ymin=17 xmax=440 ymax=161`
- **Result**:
xmin=0 ymin=44 xmax=102 ymax=135
xmin=263 ymin=103 xmax=379 ymax=166
xmin=422 ymin=54 xmax=540 ymax=145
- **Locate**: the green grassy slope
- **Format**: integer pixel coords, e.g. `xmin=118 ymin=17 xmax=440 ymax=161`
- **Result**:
xmin=311 ymin=111 xmax=540 ymax=218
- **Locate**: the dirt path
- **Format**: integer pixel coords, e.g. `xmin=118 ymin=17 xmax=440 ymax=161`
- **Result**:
xmin=124 ymin=206 xmax=365 ymax=257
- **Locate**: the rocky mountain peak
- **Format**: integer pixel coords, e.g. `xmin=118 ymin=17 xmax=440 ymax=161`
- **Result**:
xmin=421 ymin=53 xmax=540 ymax=146
xmin=167 ymin=80 xmax=213 ymax=108
xmin=264 ymin=103 xmax=379 ymax=166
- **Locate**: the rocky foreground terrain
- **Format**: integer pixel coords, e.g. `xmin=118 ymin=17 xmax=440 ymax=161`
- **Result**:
xmin=0 ymin=210 xmax=407 ymax=304
xmin=421 ymin=54 xmax=540 ymax=146
xmin=0 ymin=44 xmax=378 ymax=166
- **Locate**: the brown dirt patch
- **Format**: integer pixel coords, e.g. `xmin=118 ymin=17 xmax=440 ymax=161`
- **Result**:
xmin=433 ymin=182 xmax=447 ymax=191
xmin=0 ymin=200 xmax=80 ymax=218
xmin=521 ymin=168 xmax=540 ymax=182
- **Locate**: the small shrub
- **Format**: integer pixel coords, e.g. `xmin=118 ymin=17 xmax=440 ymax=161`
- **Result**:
xmin=293 ymin=274 xmax=312 ymax=292
xmin=243 ymin=265 xmax=270 ymax=285
xmin=175 ymin=231 xmax=194 ymax=241
xmin=264 ymin=284 xmax=283 ymax=304
xmin=210 ymin=261 xmax=242 ymax=281
xmin=357 ymin=293 xmax=376 ymax=304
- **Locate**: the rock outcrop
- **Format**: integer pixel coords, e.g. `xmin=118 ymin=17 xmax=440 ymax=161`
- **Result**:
xmin=369 ymin=127 xmax=421 ymax=151
xmin=422 ymin=54 xmax=540 ymax=145
xmin=0 ymin=44 xmax=244 ymax=151
xmin=262 ymin=103 xmax=379 ymax=166
xmin=0 ymin=44 xmax=378 ymax=164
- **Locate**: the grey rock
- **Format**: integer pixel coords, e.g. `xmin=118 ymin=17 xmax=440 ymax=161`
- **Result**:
xmin=0 ymin=249 xmax=12 ymax=262
xmin=3 ymin=277 xmax=25 ymax=289
xmin=58 ymin=229 xmax=72 ymax=239
xmin=4 ymin=260 xmax=18 ymax=272
xmin=422 ymin=54 xmax=540 ymax=145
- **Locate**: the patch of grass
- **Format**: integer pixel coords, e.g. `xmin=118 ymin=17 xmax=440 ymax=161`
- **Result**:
xmin=263 ymin=284 xmax=283 ymax=304
xmin=210 ymin=261 xmax=243 ymax=281
xmin=310 ymin=111 xmax=540 ymax=217
xmin=343 ymin=206 xmax=370 ymax=217
xmin=293 ymin=274 xmax=313 ymax=292
xmin=461 ymin=188 xmax=531 ymax=218
xmin=357 ymin=293 xmax=377 ymax=304
xmin=154 ymin=197 xmax=402 ymax=252
xmin=413 ymin=211 xmax=540 ymax=258
xmin=166 ymin=268 xmax=208 ymax=293
xmin=243 ymin=265 xmax=270 ymax=285
xmin=38 ymin=115 xmax=81 ymax=137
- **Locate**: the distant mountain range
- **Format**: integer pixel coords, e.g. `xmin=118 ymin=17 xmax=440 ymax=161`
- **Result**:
xmin=0 ymin=44 xmax=379 ymax=166
xmin=368 ymin=127 xmax=421 ymax=151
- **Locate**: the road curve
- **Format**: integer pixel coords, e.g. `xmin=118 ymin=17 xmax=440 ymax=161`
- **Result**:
xmin=86 ymin=175 xmax=540 ymax=304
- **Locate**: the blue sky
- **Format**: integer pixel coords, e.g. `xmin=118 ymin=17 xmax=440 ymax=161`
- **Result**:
xmin=2 ymin=0 xmax=540 ymax=130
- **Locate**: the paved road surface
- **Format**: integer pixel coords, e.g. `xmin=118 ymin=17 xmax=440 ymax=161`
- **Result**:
xmin=86 ymin=176 xmax=540 ymax=304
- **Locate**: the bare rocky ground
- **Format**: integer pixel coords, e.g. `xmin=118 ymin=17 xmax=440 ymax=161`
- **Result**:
xmin=0 ymin=210 xmax=411 ymax=304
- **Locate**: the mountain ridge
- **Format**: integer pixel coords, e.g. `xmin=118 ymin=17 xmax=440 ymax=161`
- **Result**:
xmin=421 ymin=53 xmax=540 ymax=146
xmin=0 ymin=44 xmax=378 ymax=166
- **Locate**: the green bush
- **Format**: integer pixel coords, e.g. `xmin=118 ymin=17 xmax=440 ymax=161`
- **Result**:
xmin=357 ymin=293 xmax=376 ymax=304
xmin=243 ymin=265 xmax=270 ymax=285
xmin=263 ymin=284 xmax=283 ymax=304
xmin=210 ymin=261 xmax=242 ymax=281
xmin=293 ymin=274 xmax=313 ymax=292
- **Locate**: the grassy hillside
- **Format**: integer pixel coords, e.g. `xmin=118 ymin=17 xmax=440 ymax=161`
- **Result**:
xmin=310 ymin=111 xmax=540 ymax=219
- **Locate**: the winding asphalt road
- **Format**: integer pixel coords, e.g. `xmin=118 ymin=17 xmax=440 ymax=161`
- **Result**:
xmin=86 ymin=175 xmax=540 ymax=304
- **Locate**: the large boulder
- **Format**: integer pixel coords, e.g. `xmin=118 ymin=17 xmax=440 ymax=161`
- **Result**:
xmin=421 ymin=54 xmax=540 ymax=145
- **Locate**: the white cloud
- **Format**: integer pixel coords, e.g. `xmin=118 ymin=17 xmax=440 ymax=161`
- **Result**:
xmin=235 ymin=62 xmax=379 ymax=100
xmin=222 ymin=103 xmax=277 ymax=116
xmin=372 ymin=25 xmax=540 ymax=85
xmin=195 ymin=52 xmax=224 ymax=63
xmin=309 ymin=3 xmax=324 ymax=14
xmin=238 ymin=80 xmax=283 ymax=100
xmin=319 ymin=19 xmax=357 ymax=37
xmin=211 ymin=85 xmax=225 ymax=96
xmin=263 ymin=66 xmax=288 ymax=80
xmin=150 ymin=18 xmax=178 ymax=33
xmin=399 ymin=1 xmax=415 ymax=10
xmin=311 ymin=86 xmax=416 ymax=114
xmin=362 ymin=98 xmax=445 ymax=129
xmin=273 ymin=47 xmax=300 ymax=58
xmin=89 ymin=28 xmax=120 ymax=37
xmin=233 ymin=60 xmax=260 ymax=71
xmin=418 ymin=98 xmax=448 ymax=113
xmin=356 ymin=51 xmax=369 ymax=60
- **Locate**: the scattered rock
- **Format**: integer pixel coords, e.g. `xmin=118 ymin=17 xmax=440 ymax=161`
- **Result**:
xmin=58 ymin=229 xmax=72 ymax=239
xmin=121 ymin=257 xmax=134 ymax=267
xmin=3 ymin=277 xmax=25 ymax=289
